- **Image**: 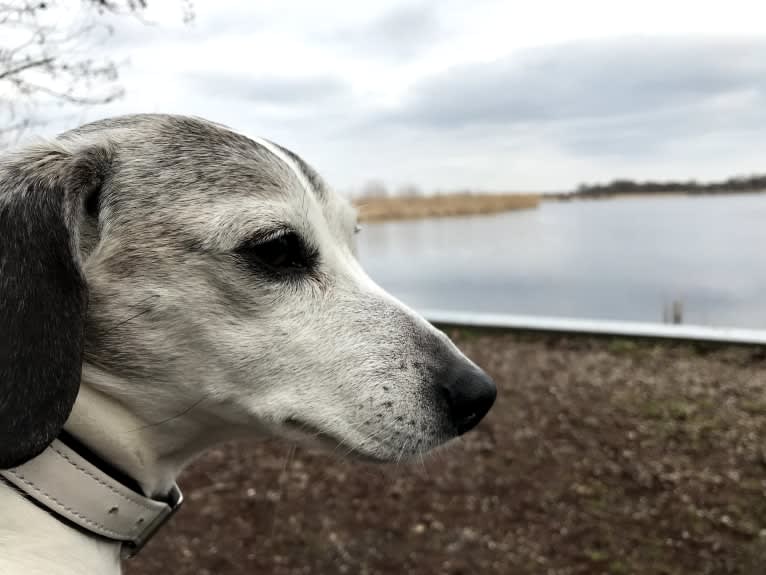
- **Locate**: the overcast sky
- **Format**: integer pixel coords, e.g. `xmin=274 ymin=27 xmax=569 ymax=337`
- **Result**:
xmin=56 ymin=1 xmax=766 ymax=192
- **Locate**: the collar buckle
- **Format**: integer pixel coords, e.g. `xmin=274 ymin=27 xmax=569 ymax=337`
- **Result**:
xmin=122 ymin=483 xmax=184 ymax=559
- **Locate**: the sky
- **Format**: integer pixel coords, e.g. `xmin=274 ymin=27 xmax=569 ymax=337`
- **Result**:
xmin=28 ymin=0 xmax=766 ymax=193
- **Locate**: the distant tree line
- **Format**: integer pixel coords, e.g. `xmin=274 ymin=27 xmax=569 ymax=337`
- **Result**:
xmin=358 ymin=180 xmax=506 ymax=199
xmin=567 ymin=175 xmax=766 ymax=199
xmin=359 ymin=180 xmax=426 ymax=198
xmin=357 ymin=173 xmax=766 ymax=201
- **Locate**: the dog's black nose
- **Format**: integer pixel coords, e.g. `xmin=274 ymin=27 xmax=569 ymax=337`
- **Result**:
xmin=441 ymin=364 xmax=497 ymax=435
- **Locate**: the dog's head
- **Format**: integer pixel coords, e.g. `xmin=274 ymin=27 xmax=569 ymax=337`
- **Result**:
xmin=0 ymin=114 xmax=495 ymax=469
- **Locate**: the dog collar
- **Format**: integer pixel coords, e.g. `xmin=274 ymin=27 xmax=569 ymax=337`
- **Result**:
xmin=0 ymin=437 xmax=183 ymax=559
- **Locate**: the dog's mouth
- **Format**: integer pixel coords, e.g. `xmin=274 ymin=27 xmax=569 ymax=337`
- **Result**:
xmin=281 ymin=417 xmax=388 ymax=463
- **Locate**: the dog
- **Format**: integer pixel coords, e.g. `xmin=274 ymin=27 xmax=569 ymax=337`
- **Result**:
xmin=0 ymin=114 xmax=496 ymax=574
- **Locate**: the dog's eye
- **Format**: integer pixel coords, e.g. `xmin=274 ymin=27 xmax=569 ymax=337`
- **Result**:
xmin=236 ymin=231 xmax=316 ymax=276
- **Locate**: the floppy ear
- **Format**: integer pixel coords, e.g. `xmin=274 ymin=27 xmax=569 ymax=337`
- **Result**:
xmin=0 ymin=141 xmax=112 ymax=469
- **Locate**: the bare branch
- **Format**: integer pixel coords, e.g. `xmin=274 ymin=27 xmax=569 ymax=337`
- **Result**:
xmin=13 ymin=80 xmax=124 ymax=105
xmin=0 ymin=0 xmax=183 ymax=146
xmin=0 ymin=57 xmax=54 ymax=81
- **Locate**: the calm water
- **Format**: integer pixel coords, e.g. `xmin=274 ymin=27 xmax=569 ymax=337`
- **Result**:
xmin=357 ymin=194 xmax=766 ymax=329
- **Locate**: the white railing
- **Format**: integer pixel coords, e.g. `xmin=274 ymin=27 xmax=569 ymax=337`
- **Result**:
xmin=422 ymin=309 xmax=766 ymax=345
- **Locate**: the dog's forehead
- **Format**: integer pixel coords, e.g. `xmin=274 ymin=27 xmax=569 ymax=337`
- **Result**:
xmin=69 ymin=115 xmax=356 ymax=243
xmin=74 ymin=115 xmax=309 ymax=201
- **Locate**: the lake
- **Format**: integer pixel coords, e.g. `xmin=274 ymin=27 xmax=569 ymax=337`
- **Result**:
xmin=357 ymin=193 xmax=766 ymax=329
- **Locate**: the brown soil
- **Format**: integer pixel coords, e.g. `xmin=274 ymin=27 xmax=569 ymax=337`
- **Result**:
xmin=127 ymin=329 xmax=766 ymax=575
xmin=354 ymin=193 xmax=540 ymax=222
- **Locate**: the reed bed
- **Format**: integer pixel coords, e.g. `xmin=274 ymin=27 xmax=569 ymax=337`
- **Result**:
xmin=354 ymin=193 xmax=540 ymax=222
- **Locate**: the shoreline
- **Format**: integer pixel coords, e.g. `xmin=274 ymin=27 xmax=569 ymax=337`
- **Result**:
xmin=352 ymin=189 xmax=766 ymax=222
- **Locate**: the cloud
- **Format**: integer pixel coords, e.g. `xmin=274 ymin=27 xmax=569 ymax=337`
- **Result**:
xmin=325 ymin=36 xmax=766 ymax=184
xmin=19 ymin=2 xmax=766 ymax=191
xmin=387 ymin=37 xmax=766 ymax=130
xmin=185 ymin=73 xmax=349 ymax=105
xmin=327 ymin=3 xmax=443 ymax=60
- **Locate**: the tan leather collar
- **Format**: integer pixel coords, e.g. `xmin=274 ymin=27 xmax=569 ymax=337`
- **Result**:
xmin=0 ymin=438 xmax=183 ymax=558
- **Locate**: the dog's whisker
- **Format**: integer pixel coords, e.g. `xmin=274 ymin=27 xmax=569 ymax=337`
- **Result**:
xmin=345 ymin=419 xmax=402 ymax=457
xmin=353 ymin=424 xmax=388 ymax=448
xmin=109 ymin=294 xmax=160 ymax=331
xmin=394 ymin=438 xmax=410 ymax=467
xmin=269 ymin=444 xmax=296 ymax=538
xmin=416 ymin=441 xmax=429 ymax=476
xmin=127 ymin=395 xmax=208 ymax=432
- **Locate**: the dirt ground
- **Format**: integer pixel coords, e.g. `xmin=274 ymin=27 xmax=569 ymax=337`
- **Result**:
xmin=127 ymin=328 xmax=766 ymax=575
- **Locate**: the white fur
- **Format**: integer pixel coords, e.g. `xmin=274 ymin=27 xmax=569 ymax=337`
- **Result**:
xmin=0 ymin=115 xmax=491 ymax=574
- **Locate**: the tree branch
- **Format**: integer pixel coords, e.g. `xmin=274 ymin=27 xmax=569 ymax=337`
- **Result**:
xmin=1 ymin=1 xmax=190 ymax=147
xmin=0 ymin=57 xmax=54 ymax=81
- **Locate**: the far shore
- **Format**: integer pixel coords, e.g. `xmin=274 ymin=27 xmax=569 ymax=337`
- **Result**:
xmin=549 ymin=188 xmax=766 ymax=201
xmin=354 ymin=193 xmax=540 ymax=222
xmin=351 ymin=183 xmax=766 ymax=223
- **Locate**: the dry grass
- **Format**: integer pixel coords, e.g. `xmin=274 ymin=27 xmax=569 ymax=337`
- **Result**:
xmin=127 ymin=331 xmax=766 ymax=575
xmin=354 ymin=193 xmax=540 ymax=222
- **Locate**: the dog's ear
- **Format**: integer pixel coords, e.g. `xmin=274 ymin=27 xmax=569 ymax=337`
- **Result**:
xmin=0 ymin=141 xmax=112 ymax=469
